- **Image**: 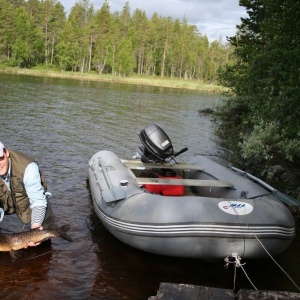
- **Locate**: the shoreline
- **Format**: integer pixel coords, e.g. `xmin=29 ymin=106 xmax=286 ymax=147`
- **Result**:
xmin=0 ymin=68 xmax=226 ymax=93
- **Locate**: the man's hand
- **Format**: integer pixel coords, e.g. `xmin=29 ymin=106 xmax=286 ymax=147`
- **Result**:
xmin=28 ymin=224 xmax=43 ymax=247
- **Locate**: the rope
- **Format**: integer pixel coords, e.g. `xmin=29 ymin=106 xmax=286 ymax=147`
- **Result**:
xmin=87 ymin=218 xmax=102 ymax=231
xmin=248 ymin=192 xmax=273 ymax=199
xmin=224 ymin=253 xmax=258 ymax=291
xmin=0 ymin=242 xmax=72 ymax=266
xmin=24 ymin=243 xmax=72 ymax=261
xmin=224 ymin=199 xmax=300 ymax=292
xmin=253 ymin=233 xmax=300 ymax=291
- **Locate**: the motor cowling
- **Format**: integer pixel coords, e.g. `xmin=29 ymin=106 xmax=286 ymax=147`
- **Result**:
xmin=138 ymin=123 xmax=174 ymax=163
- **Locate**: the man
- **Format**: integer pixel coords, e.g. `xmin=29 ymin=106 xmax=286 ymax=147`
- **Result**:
xmin=0 ymin=141 xmax=54 ymax=247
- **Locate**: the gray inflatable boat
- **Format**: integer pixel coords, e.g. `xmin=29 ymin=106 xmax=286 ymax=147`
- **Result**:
xmin=88 ymin=124 xmax=296 ymax=261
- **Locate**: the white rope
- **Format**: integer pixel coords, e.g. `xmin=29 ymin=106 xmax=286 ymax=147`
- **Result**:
xmin=225 ymin=199 xmax=300 ymax=292
xmin=224 ymin=253 xmax=258 ymax=291
xmin=253 ymin=233 xmax=300 ymax=291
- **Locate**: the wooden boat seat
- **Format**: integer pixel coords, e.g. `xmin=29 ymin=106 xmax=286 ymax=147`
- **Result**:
xmin=122 ymin=159 xmax=204 ymax=171
xmin=136 ymin=177 xmax=234 ymax=188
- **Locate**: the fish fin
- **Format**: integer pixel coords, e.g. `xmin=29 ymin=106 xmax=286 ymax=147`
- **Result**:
xmin=56 ymin=225 xmax=73 ymax=242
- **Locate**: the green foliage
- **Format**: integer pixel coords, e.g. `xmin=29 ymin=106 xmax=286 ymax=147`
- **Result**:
xmin=55 ymin=40 xmax=78 ymax=71
xmin=0 ymin=0 xmax=232 ymax=81
xmin=218 ymin=0 xmax=300 ymax=182
xmin=11 ymin=6 xmax=43 ymax=67
xmin=240 ymin=119 xmax=284 ymax=161
xmin=115 ymin=38 xmax=135 ymax=76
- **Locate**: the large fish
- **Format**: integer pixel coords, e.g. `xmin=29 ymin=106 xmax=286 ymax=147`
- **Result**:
xmin=0 ymin=225 xmax=72 ymax=251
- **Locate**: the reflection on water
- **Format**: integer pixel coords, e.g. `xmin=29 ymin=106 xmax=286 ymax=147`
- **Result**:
xmin=0 ymin=241 xmax=52 ymax=298
xmin=0 ymin=73 xmax=299 ymax=299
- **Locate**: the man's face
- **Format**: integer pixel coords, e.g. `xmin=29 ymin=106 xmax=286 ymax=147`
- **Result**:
xmin=0 ymin=149 xmax=10 ymax=176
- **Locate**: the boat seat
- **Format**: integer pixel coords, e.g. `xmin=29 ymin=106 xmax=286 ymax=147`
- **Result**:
xmin=136 ymin=177 xmax=234 ymax=188
xmin=122 ymin=160 xmax=204 ymax=171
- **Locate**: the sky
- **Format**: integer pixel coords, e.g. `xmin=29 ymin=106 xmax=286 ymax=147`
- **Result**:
xmin=59 ymin=0 xmax=248 ymax=42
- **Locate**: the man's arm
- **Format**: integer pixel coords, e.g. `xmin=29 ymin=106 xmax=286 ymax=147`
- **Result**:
xmin=24 ymin=162 xmax=48 ymax=246
xmin=23 ymin=162 xmax=47 ymax=228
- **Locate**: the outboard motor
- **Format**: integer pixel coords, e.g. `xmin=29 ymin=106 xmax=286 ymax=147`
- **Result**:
xmin=137 ymin=123 xmax=188 ymax=163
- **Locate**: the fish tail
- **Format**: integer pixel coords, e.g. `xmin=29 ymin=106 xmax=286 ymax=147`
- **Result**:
xmin=56 ymin=225 xmax=73 ymax=242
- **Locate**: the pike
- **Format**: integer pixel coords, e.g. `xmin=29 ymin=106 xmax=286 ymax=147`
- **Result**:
xmin=0 ymin=225 xmax=72 ymax=252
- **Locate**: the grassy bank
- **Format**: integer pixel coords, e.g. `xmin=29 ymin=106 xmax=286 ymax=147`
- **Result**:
xmin=0 ymin=67 xmax=227 ymax=93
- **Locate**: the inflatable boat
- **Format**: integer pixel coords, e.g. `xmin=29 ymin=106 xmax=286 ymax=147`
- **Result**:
xmin=88 ymin=123 xmax=297 ymax=260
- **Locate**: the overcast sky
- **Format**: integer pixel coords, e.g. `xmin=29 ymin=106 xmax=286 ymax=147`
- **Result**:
xmin=59 ymin=0 xmax=248 ymax=42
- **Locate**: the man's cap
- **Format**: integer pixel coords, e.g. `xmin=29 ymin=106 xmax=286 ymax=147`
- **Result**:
xmin=0 ymin=142 xmax=5 ymax=156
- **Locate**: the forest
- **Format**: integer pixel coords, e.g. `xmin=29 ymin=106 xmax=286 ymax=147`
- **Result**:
xmin=1 ymin=0 xmax=299 ymax=196
xmin=218 ymin=0 xmax=300 ymax=196
xmin=0 ymin=0 xmax=232 ymax=82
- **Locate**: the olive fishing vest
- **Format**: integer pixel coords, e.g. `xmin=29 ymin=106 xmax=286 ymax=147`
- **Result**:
xmin=0 ymin=150 xmax=47 ymax=224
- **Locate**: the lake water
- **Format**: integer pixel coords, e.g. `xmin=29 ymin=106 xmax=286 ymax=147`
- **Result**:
xmin=0 ymin=73 xmax=299 ymax=299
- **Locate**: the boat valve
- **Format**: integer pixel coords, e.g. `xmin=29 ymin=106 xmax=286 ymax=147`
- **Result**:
xmin=240 ymin=191 xmax=249 ymax=198
xmin=120 ymin=180 xmax=129 ymax=187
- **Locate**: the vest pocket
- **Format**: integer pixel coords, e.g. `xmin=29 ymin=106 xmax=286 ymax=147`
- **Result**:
xmin=0 ymin=182 xmax=5 ymax=198
xmin=19 ymin=209 xmax=31 ymax=224
xmin=14 ymin=193 xmax=31 ymax=224
xmin=18 ymin=202 xmax=31 ymax=224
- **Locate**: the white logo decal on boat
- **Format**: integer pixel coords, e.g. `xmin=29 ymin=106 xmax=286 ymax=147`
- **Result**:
xmin=218 ymin=201 xmax=253 ymax=215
